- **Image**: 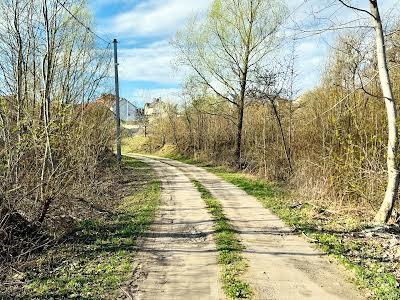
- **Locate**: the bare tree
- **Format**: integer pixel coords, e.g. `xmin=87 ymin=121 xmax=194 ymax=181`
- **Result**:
xmin=369 ymin=1 xmax=399 ymax=223
xmin=333 ymin=0 xmax=399 ymax=223
xmin=174 ymin=0 xmax=287 ymax=168
xmin=248 ymin=55 xmax=297 ymax=175
xmin=0 ymin=0 xmax=112 ymax=262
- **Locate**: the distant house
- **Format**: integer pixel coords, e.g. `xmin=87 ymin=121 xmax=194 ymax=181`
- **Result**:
xmin=96 ymin=94 xmax=140 ymax=122
xmin=118 ymin=98 xmax=140 ymax=122
xmin=144 ymin=98 xmax=164 ymax=119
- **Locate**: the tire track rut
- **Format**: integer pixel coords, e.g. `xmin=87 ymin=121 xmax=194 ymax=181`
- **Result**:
xmin=144 ymin=155 xmax=364 ymax=300
xmin=122 ymin=156 xmax=222 ymax=300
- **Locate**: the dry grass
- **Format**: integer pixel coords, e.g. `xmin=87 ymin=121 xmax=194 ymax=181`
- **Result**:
xmin=1 ymin=157 xmax=160 ymax=299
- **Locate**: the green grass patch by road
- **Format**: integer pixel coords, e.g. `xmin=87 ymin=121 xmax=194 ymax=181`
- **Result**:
xmin=209 ymin=170 xmax=400 ymax=300
xmin=192 ymin=180 xmax=252 ymax=299
xmin=20 ymin=157 xmax=160 ymax=299
xmin=116 ymin=148 xmax=400 ymax=299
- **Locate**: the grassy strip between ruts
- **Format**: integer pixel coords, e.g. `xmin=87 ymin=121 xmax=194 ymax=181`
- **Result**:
xmin=158 ymin=152 xmax=400 ymax=300
xmin=19 ymin=157 xmax=160 ymax=299
xmin=209 ymin=170 xmax=400 ymax=300
xmin=192 ymin=180 xmax=252 ymax=299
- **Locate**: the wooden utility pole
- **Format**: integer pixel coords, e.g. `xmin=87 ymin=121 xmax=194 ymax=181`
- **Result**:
xmin=113 ymin=38 xmax=122 ymax=162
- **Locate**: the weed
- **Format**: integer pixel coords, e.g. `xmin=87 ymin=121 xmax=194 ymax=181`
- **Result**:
xmin=21 ymin=157 xmax=160 ymax=299
xmin=210 ymin=170 xmax=400 ymax=300
xmin=192 ymin=180 xmax=252 ymax=299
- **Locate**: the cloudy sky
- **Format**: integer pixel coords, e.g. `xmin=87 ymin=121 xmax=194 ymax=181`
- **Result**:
xmin=89 ymin=0 xmax=399 ymax=106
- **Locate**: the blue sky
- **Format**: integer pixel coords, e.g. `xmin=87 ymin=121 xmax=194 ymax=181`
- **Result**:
xmin=89 ymin=0 xmax=399 ymax=107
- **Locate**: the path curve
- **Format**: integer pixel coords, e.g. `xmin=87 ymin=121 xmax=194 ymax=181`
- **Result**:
xmin=132 ymin=154 xmax=364 ymax=300
xmin=122 ymin=156 xmax=222 ymax=300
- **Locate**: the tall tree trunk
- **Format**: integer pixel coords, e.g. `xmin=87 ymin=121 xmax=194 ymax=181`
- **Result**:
xmin=235 ymin=34 xmax=251 ymax=169
xmin=270 ymin=99 xmax=293 ymax=174
xmin=370 ymin=0 xmax=400 ymax=223
xmin=235 ymin=100 xmax=245 ymax=169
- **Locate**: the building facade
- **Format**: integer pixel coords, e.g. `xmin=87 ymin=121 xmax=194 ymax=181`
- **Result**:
xmin=96 ymin=94 xmax=140 ymax=122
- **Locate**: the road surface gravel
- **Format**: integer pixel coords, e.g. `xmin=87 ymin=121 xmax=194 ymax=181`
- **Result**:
xmin=125 ymin=154 xmax=364 ymax=300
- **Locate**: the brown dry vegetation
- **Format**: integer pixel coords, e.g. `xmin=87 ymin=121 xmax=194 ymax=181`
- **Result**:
xmin=0 ymin=102 xmax=116 ymax=268
xmin=0 ymin=0 xmax=115 ymax=273
xmin=127 ymin=29 xmax=400 ymax=225
xmin=1 ymin=157 xmax=160 ymax=299
xmin=121 ymin=29 xmax=400 ymax=297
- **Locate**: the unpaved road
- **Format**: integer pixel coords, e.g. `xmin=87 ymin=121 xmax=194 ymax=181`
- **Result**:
xmin=121 ymin=156 xmax=222 ymax=299
xmin=125 ymin=154 xmax=364 ymax=300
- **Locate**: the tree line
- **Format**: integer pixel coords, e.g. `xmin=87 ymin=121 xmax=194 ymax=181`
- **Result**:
xmin=142 ymin=0 xmax=400 ymax=224
xmin=0 ymin=0 xmax=114 ymax=264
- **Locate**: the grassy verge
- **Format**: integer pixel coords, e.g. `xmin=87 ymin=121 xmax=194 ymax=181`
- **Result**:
xmin=209 ymin=170 xmax=400 ymax=300
xmin=192 ymin=180 xmax=252 ymax=299
xmin=119 ymin=144 xmax=400 ymax=299
xmin=153 ymin=150 xmax=399 ymax=299
xmin=15 ymin=157 xmax=160 ymax=299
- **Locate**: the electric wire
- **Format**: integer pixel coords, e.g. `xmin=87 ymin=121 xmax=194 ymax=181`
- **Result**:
xmin=55 ymin=0 xmax=111 ymax=45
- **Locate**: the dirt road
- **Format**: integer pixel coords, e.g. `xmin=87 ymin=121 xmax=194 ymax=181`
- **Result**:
xmin=122 ymin=156 xmax=222 ymax=300
xmin=126 ymin=154 xmax=364 ymax=300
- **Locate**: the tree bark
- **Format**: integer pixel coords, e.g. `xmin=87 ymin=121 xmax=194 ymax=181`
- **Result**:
xmin=270 ymin=99 xmax=293 ymax=174
xmin=370 ymin=0 xmax=400 ymax=223
xmin=235 ymin=9 xmax=253 ymax=170
xmin=235 ymin=100 xmax=245 ymax=169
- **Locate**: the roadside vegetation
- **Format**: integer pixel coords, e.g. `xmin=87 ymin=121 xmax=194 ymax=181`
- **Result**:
xmin=192 ymin=180 xmax=252 ymax=299
xmin=0 ymin=0 xmax=113 ymax=276
xmin=123 ymin=143 xmax=400 ymax=300
xmin=131 ymin=0 xmax=400 ymax=225
xmin=1 ymin=157 xmax=160 ymax=299
xmin=159 ymin=151 xmax=400 ymax=299
xmin=2 ymin=0 xmax=400 ymax=298
xmin=122 ymin=1 xmax=400 ymax=298
xmin=210 ymin=170 xmax=400 ymax=300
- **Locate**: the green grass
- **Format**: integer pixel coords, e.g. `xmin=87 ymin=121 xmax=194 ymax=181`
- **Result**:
xmin=22 ymin=157 xmax=160 ymax=299
xmin=162 ymin=151 xmax=399 ymax=299
xmin=208 ymin=170 xmax=400 ymax=300
xmin=192 ymin=180 xmax=252 ymax=299
xmin=121 ymin=136 xmax=151 ymax=154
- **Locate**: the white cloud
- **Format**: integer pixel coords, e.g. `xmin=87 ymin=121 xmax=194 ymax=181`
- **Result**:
xmin=97 ymin=0 xmax=400 ymax=97
xmin=103 ymin=0 xmax=212 ymax=38
xmin=118 ymin=40 xmax=181 ymax=83
xmin=285 ymin=0 xmax=399 ymax=92
xmin=97 ymin=0 xmax=212 ymax=89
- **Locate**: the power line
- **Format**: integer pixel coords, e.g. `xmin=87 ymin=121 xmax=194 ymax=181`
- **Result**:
xmin=55 ymin=1 xmax=120 ymax=162
xmin=55 ymin=0 xmax=111 ymax=45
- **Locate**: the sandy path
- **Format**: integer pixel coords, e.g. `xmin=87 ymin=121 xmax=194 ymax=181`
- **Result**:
xmin=134 ymin=155 xmax=364 ymax=300
xmin=122 ymin=156 xmax=222 ymax=300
